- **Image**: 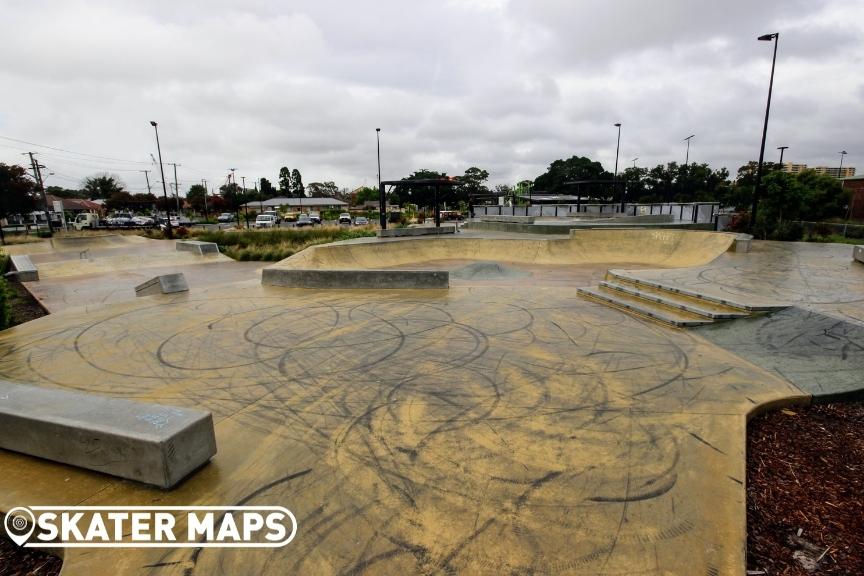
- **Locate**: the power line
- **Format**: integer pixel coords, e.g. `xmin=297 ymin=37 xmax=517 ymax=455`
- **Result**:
xmin=0 ymin=135 xmax=151 ymax=165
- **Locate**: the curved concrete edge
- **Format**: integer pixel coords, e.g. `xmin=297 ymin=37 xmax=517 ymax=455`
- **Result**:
xmin=262 ymin=268 xmax=449 ymax=289
xmin=0 ymin=381 xmax=216 ymax=489
xmin=854 ymin=245 xmax=863 ymax=264
xmin=273 ymin=230 xmax=737 ymax=272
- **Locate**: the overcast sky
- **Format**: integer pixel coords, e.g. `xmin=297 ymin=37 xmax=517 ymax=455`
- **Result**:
xmin=1 ymin=0 xmax=862 ymax=194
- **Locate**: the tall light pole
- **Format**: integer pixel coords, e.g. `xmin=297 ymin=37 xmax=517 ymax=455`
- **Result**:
xmin=838 ymin=150 xmax=848 ymax=178
xmin=149 ymin=121 xmax=172 ymax=239
xmin=750 ymin=32 xmax=780 ymax=233
xmin=376 ymin=128 xmax=385 ymax=229
xmin=777 ymin=146 xmax=789 ymax=165
xmin=632 ymin=157 xmax=638 ymax=169
xmin=613 ymin=123 xmax=622 ymax=211
xmin=684 ymin=134 xmax=695 ymax=166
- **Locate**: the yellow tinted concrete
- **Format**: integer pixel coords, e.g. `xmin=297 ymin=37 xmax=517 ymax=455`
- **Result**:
xmin=273 ymin=229 xmax=736 ymax=271
xmin=0 ymin=280 xmax=805 ymax=575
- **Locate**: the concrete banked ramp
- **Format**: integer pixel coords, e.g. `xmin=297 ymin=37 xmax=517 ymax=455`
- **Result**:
xmin=264 ymin=229 xmax=736 ymax=288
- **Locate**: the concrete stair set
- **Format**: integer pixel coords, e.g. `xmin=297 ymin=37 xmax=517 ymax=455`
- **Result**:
xmin=578 ymin=270 xmax=782 ymax=328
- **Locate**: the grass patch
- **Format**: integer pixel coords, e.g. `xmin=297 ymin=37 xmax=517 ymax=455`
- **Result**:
xmin=189 ymin=226 xmax=377 ymax=261
xmin=805 ymin=234 xmax=864 ymax=245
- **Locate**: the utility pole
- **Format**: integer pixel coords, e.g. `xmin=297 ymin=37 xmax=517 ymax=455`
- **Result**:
xmin=169 ymin=163 xmax=181 ymax=213
xmin=229 ymin=169 xmax=240 ymax=228
xmin=26 ymin=152 xmax=51 ymax=233
xmin=684 ymin=135 xmax=695 ymax=166
xmin=141 ymin=170 xmax=152 ymax=194
xmin=201 ymin=179 xmax=209 ymax=222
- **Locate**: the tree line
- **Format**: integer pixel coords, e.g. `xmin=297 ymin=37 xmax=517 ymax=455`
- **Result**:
xmin=1 ymin=154 xmax=851 ymax=240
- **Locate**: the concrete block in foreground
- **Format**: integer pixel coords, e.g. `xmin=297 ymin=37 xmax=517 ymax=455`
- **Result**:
xmin=263 ymin=268 xmax=449 ymax=289
xmin=9 ymin=255 xmax=39 ymax=282
xmin=730 ymin=233 xmax=753 ymax=253
xmin=135 ymin=273 xmax=189 ymax=297
xmin=854 ymin=245 xmax=864 ymax=264
xmin=378 ymin=226 xmax=456 ymax=238
xmin=176 ymin=240 xmax=220 ymax=255
xmin=0 ymin=381 xmax=216 ymax=488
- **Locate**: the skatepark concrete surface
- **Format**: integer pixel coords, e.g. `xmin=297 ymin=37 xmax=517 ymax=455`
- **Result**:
xmin=0 ymin=230 xmax=862 ymax=575
xmin=5 ymin=234 xmax=261 ymax=311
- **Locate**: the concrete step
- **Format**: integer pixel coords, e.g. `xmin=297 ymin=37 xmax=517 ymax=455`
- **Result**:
xmin=598 ymin=281 xmax=748 ymax=320
xmin=606 ymin=270 xmax=784 ymax=313
xmin=577 ymin=287 xmax=715 ymax=328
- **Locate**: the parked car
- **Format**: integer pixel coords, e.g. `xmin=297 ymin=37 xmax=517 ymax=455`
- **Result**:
xmin=105 ymin=213 xmax=133 ymax=227
xmin=308 ymin=211 xmax=321 ymax=224
xmin=216 ymin=213 xmax=235 ymax=223
xmin=296 ymin=213 xmax=313 ymax=227
xmin=131 ymin=215 xmax=154 ymax=226
xmin=262 ymin=210 xmax=281 ymax=224
xmin=338 ymin=213 xmax=352 ymax=225
xmin=354 ymin=216 xmax=369 ymax=226
xmin=254 ymin=214 xmax=278 ymax=228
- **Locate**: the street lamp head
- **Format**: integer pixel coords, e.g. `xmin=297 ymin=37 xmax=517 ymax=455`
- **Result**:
xmin=840 ymin=150 xmax=848 ymax=155
xmin=758 ymin=33 xmax=778 ymax=41
xmin=614 ymin=123 xmax=621 ymax=127
xmin=150 ymin=121 xmax=157 ymax=127
xmin=376 ymin=128 xmax=381 ymax=132
xmin=684 ymin=134 xmax=695 ymax=141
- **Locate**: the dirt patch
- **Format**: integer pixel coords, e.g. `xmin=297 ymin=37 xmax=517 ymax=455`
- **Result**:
xmin=7 ymin=281 xmax=47 ymax=326
xmin=0 ymin=538 xmax=61 ymax=576
xmin=747 ymin=401 xmax=864 ymax=574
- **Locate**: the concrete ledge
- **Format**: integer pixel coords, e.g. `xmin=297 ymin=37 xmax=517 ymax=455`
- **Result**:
xmin=854 ymin=245 xmax=864 ymax=264
xmin=0 ymin=381 xmax=216 ymax=488
xmin=135 ymin=273 xmax=189 ymax=297
xmin=730 ymin=234 xmax=753 ymax=253
xmin=176 ymin=240 xmax=220 ymax=255
xmin=9 ymin=255 xmax=38 ymax=282
xmin=378 ymin=226 xmax=456 ymax=238
xmin=263 ymin=268 xmax=449 ymax=289
xmin=464 ymin=221 xmax=714 ymax=235
xmin=479 ymin=215 xmax=536 ymax=224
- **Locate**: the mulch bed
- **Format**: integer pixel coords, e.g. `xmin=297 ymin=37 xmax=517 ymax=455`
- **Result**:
xmin=0 ymin=539 xmax=61 ymax=576
xmin=747 ymin=400 xmax=864 ymax=575
xmin=6 ymin=280 xmax=47 ymax=326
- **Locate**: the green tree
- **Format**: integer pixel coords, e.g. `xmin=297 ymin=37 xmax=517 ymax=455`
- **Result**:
xmin=260 ymin=178 xmax=276 ymax=199
xmin=82 ymin=173 xmax=125 ymax=199
xmin=352 ymin=186 xmax=379 ymax=206
xmin=105 ymin=191 xmax=133 ymax=211
xmin=306 ymin=181 xmax=339 ymax=197
xmin=278 ymin=167 xmax=292 ymax=194
xmin=45 ymin=185 xmax=85 ymax=199
xmin=291 ymin=169 xmax=304 ymax=198
xmin=186 ymin=184 xmax=208 ymax=213
xmin=0 ymin=163 xmax=37 ymax=221
xmin=460 ymin=167 xmax=490 ymax=201
xmin=533 ymin=156 xmax=611 ymax=199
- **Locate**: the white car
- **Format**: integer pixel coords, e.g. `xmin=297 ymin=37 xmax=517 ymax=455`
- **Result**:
xmin=308 ymin=211 xmax=321 ymax=224
xmin=131 ymin=216 xmax=154 ymax=226
xmin=254 ymin=214 xmax=277 ymax=228
xmin=338 ymin=213 xmax=352 ymax=225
